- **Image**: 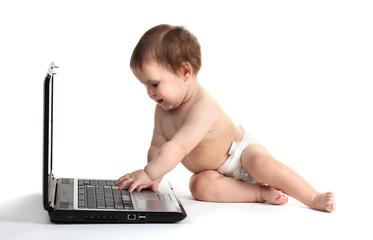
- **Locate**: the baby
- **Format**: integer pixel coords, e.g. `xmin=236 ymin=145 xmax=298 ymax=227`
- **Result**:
xmin=116 ymin=24 xmax=335 ymax=212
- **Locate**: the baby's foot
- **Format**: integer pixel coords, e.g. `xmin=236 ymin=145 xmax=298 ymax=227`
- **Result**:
xmin=260 ymin=186 xmax=288 ymax=205
xmin=311 ymin=192 xmax=336 ymax=212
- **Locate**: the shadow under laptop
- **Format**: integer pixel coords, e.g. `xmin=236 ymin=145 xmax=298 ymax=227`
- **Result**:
xmin=0 ymin=193 xmax=50 ymax=224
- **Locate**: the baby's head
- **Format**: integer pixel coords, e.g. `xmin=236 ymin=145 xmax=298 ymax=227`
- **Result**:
xmin=130 ymin=24 xmax=201 ymax=77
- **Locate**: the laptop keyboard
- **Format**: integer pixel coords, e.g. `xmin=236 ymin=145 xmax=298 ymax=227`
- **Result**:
xmin=77 ymin=179 xmax=133 ymax=210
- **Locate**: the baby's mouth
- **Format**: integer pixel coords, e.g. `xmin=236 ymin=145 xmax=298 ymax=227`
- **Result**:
xmin=157 ymin=99 xmax=164 ymax=104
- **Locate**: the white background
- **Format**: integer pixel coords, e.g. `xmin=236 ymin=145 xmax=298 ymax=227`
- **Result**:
xmin=1 ymin=0 xmax=372 ymax=239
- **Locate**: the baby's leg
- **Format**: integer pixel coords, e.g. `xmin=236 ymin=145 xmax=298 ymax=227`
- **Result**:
xmin=189 ymin=170 xmax=288 ymax=204
xmin=241 ymin=144 xmax=335 ymax=212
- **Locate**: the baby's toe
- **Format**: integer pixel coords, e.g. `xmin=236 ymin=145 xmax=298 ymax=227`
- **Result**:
xmin=276 ymin=192 xmax=288 ymax=204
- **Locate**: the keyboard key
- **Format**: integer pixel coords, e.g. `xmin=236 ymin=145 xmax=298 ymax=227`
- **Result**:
xmin=106 ymin=181 xmax=115 ymax=186
xmin=121 ymin=194 xmax=130 ymax=201
xmin=98 ymin=180 xmax=106 ymax=186
xmin=78 ymin=187 xmax=84 ymax=195
xmin=97 ymin=203 xmax=106 ymax=209
xmin=113 ymin=188 xmax=123 ymax=209
xmin=78 ymin=200 xmax=85 ymax=208
xmin=89 ymin=180 xmax=97 ymax=186
xmin=96 ymin=186 xmax=105 ymax=208
xmin=78 ymin=194 xmax=84 ymax=201
xmin=87 ymin=202 xmax=96 ymax=209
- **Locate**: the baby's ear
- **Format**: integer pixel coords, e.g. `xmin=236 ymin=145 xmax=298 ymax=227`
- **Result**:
xmin=179 ymin=61 xmax=193 ymax=80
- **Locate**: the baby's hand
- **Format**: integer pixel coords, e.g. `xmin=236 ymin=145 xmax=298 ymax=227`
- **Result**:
xmin=115 ymin=170 xmax=154 ymax=193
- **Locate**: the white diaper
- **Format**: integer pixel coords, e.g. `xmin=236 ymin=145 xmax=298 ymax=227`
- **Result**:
xmin=217 ymin=130 xmax=259 ymax=183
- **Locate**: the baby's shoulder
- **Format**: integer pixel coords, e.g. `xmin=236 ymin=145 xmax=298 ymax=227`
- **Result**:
xmin=189 ymin=91 xmax=220 ymax=116
xmin=194 ymin=87 xmax=220 ymax=108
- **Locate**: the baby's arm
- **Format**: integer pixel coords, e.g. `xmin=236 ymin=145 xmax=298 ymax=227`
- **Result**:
xmin=117 ymin=100 xmax=216 ymax=192
xmin=144 ymin=110 xmax=168 ymax=189
xmin=144 ymin=101 xmax=216 ymax=180
xmin=116 ymin=106 xmax=166 ymax=192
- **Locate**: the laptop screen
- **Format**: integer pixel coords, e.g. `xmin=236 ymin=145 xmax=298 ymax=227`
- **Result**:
xmin=43 ymin=62 xmax=55 ymax=210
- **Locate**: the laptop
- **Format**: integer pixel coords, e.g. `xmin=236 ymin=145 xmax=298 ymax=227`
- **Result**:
xmin=43 ymin=62 xmax=187 ymax=223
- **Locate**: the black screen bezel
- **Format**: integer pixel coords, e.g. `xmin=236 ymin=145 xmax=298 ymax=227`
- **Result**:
xmin=43 ymin=63 xmax=54 ymax=210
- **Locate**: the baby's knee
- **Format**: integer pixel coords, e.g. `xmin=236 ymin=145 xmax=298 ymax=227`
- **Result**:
xmin=189 ymin=170 xmax=220 ymax=201
xmin=243 ymin=151 xmax=277 ymax=183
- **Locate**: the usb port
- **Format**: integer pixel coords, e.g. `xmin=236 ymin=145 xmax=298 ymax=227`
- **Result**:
xmin=127 ymin=214 xmax=136 ymax=221
xmin=138 ymin=214 xmax=146 ymax=220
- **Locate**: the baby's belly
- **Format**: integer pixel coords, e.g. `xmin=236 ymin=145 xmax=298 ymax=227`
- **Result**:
xmin=181 ymin=127 xmax=245 ymax=173
xmin=181 ymin=145 xmax=230 ymax=173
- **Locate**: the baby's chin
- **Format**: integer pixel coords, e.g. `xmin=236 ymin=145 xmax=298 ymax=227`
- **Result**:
xmin=158 ymin=101 xmax=178 ymax=111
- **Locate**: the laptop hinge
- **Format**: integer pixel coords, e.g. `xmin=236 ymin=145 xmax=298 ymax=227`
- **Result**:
xmin=47 ymin=174 xmax=57 ymax=211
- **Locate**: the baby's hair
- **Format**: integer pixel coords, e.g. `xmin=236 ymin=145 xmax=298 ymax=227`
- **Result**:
xmin=130 ymin=24 xmax=201 ymax=76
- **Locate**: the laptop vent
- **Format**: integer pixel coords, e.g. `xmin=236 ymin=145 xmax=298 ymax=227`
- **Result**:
xmin=84 ymin=215 xmax=119 ymax=222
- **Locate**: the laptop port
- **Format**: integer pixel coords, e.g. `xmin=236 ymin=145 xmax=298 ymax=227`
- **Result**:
xmin=127 ymin=214 xmax=136 ymax=221
xmin=138 ymin=214 xmax=146 ymax=220
xmin=66 ymin=214 xmax=75 ymax=219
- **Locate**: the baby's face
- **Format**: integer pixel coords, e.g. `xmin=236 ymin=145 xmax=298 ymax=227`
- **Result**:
xmin=132 ymin=60 xmax=189 ymax=111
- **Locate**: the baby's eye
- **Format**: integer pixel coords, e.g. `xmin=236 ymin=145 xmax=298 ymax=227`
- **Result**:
xmin=151 ymin=83 xmax=158 ymax=88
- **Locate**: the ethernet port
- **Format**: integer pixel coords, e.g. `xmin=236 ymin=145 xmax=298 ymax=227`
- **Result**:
xmin=127 ymin=214 xmax=136 ymax=221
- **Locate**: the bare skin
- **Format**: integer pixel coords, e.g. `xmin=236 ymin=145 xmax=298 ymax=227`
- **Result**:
xmin=115 ymin=60 xmax=335 ymax=213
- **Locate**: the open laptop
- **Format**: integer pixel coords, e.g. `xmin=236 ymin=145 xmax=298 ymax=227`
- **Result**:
xmin=43 ymin=62 xmax=187 ymax=223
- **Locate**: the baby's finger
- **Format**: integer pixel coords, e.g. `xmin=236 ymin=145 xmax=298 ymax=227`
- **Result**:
xmin=136 ymin=185 xmax=144 ymax=192
xmin=151 ymin=183 xmax=159 ymax=192
xmin=118 ymin=182 xmax=129 ymax=191
xmin=128 ymin=180 xmax=141 ymax=193
xmin=136 ymin=184 xmax=149 ymax=192
xmin=115 ymin=176 xmax=125 ymax=186
xmin=118 ymin=178 xmax=133 ymax=190
xmin=115 ymin=174 xmax=131 ymax=186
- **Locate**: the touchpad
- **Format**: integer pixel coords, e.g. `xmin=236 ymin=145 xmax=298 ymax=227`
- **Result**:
xmin=138 ymin=192 xmax=172 ymax=201
xmin=138 ymin=192 xmax=161 ymax=201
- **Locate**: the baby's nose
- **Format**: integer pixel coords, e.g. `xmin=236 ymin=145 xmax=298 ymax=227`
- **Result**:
xmin=147 ymin=88 xmax=156 ymax=97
